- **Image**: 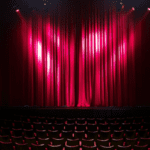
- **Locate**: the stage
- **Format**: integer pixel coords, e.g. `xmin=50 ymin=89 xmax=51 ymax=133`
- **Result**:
xmin=0 ymin=106 xmax=149 ymax=118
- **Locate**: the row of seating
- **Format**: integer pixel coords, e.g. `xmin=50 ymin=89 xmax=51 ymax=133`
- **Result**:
xmin=1 ymin=128 xmax=150 ymax=140
xmin=0 ymin=137 xmax=149 ymax=150
xmin=1 ymin=121 xmax=150 ymax=132
xmin=1 ymin=116 xmax=150 ymax=124
xmin=0 ymin=114 xmax=149 ymax=150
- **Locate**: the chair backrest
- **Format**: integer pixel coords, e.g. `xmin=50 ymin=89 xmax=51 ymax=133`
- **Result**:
xmin=121 ymin=123 xmax=131 ymax=130
xmin=48 ymin=130 xmax=59 ymax=138
xmin=13 ymin=121 xmax=22 ymax=129
xmin=23 ymin=129 xmax=34 ymax=137
xmin=110 ymin=123 xmax=120 ymax=132
xmin=56 ymin=118 xmax=65 ymax=124
xmin=125 ymin=129 xmax=136 ymax=138
xmin=54 ymin=123 xmax=64 ymax=131
xmin=126 ymin=117 xmax=134 ymax=123
xmin=113 ymin=130 xmax=124 ymax=139
xmin=65 ymin=145 xmax=79 ymax=150
xmin=82 ymin=145 xmax=97 ymax=150
xmin=36 ymin=129 xmax=47 ymax=138
xmin=126 ymin=138 xmax=138 ymax=148
xmin=47 ymin=144 xmax=62 ymax=150
xmin=43 ymin=122 xmax=53 ymax=130
xmin=96 ymin=118 xmax=105 ymax=124
xmin=15 ymin=143 xmax=28 ymax=150
xmin=74 ymin=130 xmax=85 ymax=140
xmin=106 ymin=118 xmax=115 ymax=124
xmin=138 ymin=129 xmax=148 ymax=138
xmin=86 ymin=118 xmax=96 ymax=124
xmin=140 ymin=137 xmax=150 ymax=147
xmin=76 ymin=123 xmax=86 ymax=131
xmin=67 ymin=138 xmax=79 ymax=146
xmin=100 ymin=145 xmax=114 ymax=150
xmin=24 ymin=136 xmax=36 ymax=147
xmin=96 ymin=139 xmax=109 ymax=147
xmin=0 ymin=135 xmax=10 ymax=142
xmin=99 ymin=123 xmax=109 ymax=130
xmin=12 ymin=128 xmax=23 ymax=136
xmin=76 ymin=118 xmax=86 ymax=124
xmin=52 ymin=137 xmax=65 ymax=147
xmin=116 ymin=118 xmax=125 ymax=124
xmin=46 ymin=117 xmax=55 ymax=124
xmin=1 ymin=127 xmax=11 ymax=136
xmin=65 ymin=123 xmax=75 ymax=131
xmin=0 ymin=141 xmax=13 ymax=150
xmin=87 ymin=123 xmax=97 ymax=131
xmin=82 ymin=138 xmax=94 ymax=146
xmin=100 ymin=130 xmax=111 ymax=140
xmin=22 ymin=122 xmax=32 ymax=129
xmin=31 ymin=143 xmax=45 ymax=150
xmin=38 ymin=137 xmax=50 ymax=146
xmin=11 ymin=136 xmax=23 ymax=144
xmin=87 ymin=131 xmax=98 ymax=140
xmin=30 ymin=116 xmax=38 ymax=123
xmin=134 ymin=144 xmax=148 ymax=150
xmin=62 ymin=130 xmax=73 ymax=139
xmin=66 ymin=118 xmax=75 ymax=124
xmin=117 ymin=145 xmax=131 ymax=150
xmin=38 ymin=117 xmax=46 ymax=123
xmin=111 ymin=138 xmax=123 ymax=149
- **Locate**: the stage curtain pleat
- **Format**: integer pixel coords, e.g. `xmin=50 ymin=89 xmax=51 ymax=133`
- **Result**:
xmin=8 ymin=5 xmax=137 ymax=107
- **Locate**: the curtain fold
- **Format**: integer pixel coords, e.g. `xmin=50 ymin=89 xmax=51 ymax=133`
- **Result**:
xmin=9 ymin=6 xmax=136 ymax=107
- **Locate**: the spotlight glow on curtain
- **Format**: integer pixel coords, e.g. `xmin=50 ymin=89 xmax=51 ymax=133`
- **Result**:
xmin=9 ymin=6 xmax=136 ymax=107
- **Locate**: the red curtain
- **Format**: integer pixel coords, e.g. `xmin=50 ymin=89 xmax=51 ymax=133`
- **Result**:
xmin=9 ymin=4 xmax=136 ymax=107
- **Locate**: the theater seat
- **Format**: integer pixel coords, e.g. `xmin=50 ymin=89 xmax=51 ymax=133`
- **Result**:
xmin=96 ymin=139 xmax=109 ymax=147
xmin=82 ymin=138 xmax=94 ymax=146
xmin=52 ymin=137 xmax=65 ymax=147
xmin=24 ymin=136 xmax=36 ymax=147
xmin=47 ymin=144 xmax=62 ymax=150
xmin=126 ymin=138 xmax=138 ymax=149
xmin=31 ymin=143 xmax=45 ymax=150
xmin=99 ymin=145 xmax=114 ymax=150
xmin=133 ymin=144 xmax=148 ymax=150
xmin=111 ymin=138 xmax=123 ymax=149
xmin=38 ymin=137 xmax=50 ymax=147
xmin=82 ymin=145 xmax=97 ymax=150
xmin=67 ymin=138 xmax=79 ymax=146
xmin=15 ymin=143 xmax=28 ymax=150
xmin=61 ymin=130 xmax=73 ymax=140
xmin=0 ymin=135 xmax=10 ymax=142
xmin=65 ymin=145 xmax=79 ymax=150
xmin=113 ymin=130 xmax=124 ymax=139
xmin=140 ymin=137 xmax=150 ymax=147
xmin=11 ymin=136 xmax=23 ymax=145
xmin=117 ymin=145 xmax=131 ymax=150
xmin=0 ymin=141 xmax=13 ymax=150
xmin=99 ymin=130 xmax=111 ymax=140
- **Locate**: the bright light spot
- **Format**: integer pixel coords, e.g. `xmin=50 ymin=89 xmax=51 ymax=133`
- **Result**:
xmin=148 ymin=8 xmax=150 ymax=11
xmin=47 ymin=52 xmax=50 ymax=73
xmin=105 ymin=31 xmax=107 ymax=44
xmin=38 ymin=41 xmax=42 ymax=62
xmin=16 ymin=9 xmax=19 ymax=12
xmin=96 ymin=32 xmax=97 ymax=52
xmin=57 ymin=36 xmax=60 ymax=48
xmin=132 ymin=7 xmax=135 ymax=11
xmin=44 ymin=3 xmax=46 ymax=5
